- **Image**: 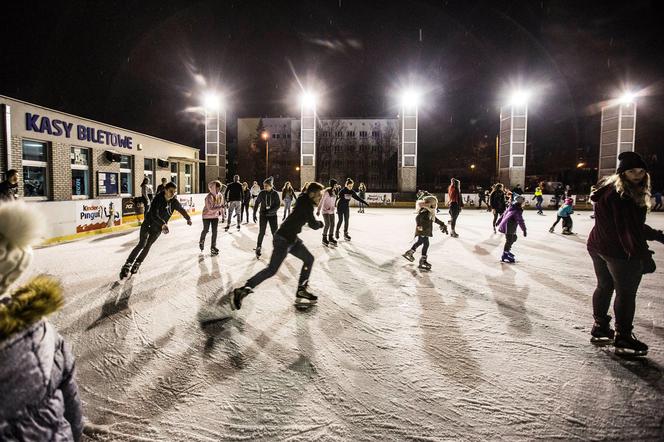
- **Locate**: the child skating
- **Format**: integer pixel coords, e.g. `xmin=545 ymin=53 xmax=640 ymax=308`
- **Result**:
xmin=549 ymin=197 xmax=574 ymax=234
xmin=402 ymin=195 xmax=448 ymax=270
xmin=317 ymin=179 xmax=338 ymax=246
xmin=497 ymin=195 xmax=527 ymax=263
xmin=230 ymin=182 xmax=325 ymax=310
xmin=200 ymin=180 xmax=224 ymax=256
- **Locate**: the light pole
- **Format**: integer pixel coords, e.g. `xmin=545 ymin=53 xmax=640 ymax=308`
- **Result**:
xmin=203 ymin=92 xmax=225 ymax=187
xmin=598 ymin=91 xmax=637 ymax=180
xmin=300 ymin=92 xmax=317 ymax=188
xmin=262 ymin=131 xmax=269 ymax=178
xmin=398 ymin=88 xmax=419 ymax=192
xmin=498 ymin=89 xmax=530 ymax=190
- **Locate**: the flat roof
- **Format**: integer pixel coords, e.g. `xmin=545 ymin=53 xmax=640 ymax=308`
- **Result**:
xmin=1 ymin=94 xmax=199 ymax=153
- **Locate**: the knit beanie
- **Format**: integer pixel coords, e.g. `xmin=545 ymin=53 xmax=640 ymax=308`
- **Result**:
xmin=617 ymin=151 xmax=647 ymax=174
xmin=0 ymin=201 xmax=45 ymax=295
xmin=263 ymin=176 xmax=274 ymax=186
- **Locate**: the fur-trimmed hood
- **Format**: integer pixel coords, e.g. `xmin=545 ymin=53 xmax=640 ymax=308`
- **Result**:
xmin=0 ymin=276 xmax=63 ymax=341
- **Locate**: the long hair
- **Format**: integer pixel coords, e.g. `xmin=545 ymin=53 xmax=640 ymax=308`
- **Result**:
xmin=282 ymin=181 xmax=292 ymax=192
xmin=599 ymin=172 xmax=652 ymax=209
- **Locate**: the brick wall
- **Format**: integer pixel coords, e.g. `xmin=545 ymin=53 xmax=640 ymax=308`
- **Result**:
xmin=51 ymin=141 xmax=72 ymax=201
xmin=11 ymin=137 xmax=23 ymax=196
xmin=92 ymin=148 xmax=120 ymax=198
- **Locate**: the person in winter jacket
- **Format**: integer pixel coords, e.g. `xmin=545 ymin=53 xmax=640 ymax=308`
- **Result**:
xmin=402 ymin=195 xmax=448 ymax=270
xmin=489 ymin=184 xmax=508 ymax=234
xmin=250 ymin=181 xmax=261 ymax=210
xmin=334 ymin=178 xmax=369 ymax=241
xmin=587 ymin=152 xmax=664 ymax=356
xmin=281 ymin=181 xmax=295 ymax=220
xmin=200 ymin=180 xmax=224 ymax=256
xmin=549 ymin=197 xmax=574 ymax=234
xmin=497 ymin=195 xmax=527 ymax=263
xmin=140 ymin=177 xmax=154 ymax=210
xmin=357 ymin=183 xmax=367 ymax=213
xmin=241 ymin=182 xmax=251 ymax=224
xmin=224 ymin=175 xmax=244 ymax=232
xmin=0 ymin=201 xmax=83 ymax=442
xmin=0 ymin=169 xmax=19 ymax=203
xmin=253 ymin=177 xmax=281 ymax=258
xmin=155 ymin=177 xmax=167 ymax=195
xmin=317 ymin=179 xmax=338 ymax=246
xmin=447 ymin=178 xmax=463 ymax=237
xmin=231 ymin=182 xmax=325 ymax=310
xmin=120 ymin=182 xmax=192 ymax=278
xmin=532 ymin=184 xmax=544 ymax=215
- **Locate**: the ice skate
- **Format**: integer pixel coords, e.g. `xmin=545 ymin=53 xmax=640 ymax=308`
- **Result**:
xmin=418 ymin=256 xmax=432 ymax=271
xmin=295 ymin=285 xmax=318 ymax=308
xmin=211 ymin=247 xmax=219 ymax=256
xmin=590 ymin=317 xmax=615 ymax=344
xmin=402 ymin=249 xmax=415 ymax=262
xmin=224 ymin=225 xmax=230 ymax=232
xmin=344 ymin=232 xmax=351 ymax=241
xmin=614 ymin=333 xmax=648 ymax=357
xmin=450 ymin=230 xmax=459 ymax=238
xmin=130 ymin=260 xmax=142 ymax=275
xmin=335 ymin=230 xmax=340 ymax=240
xmin=501 ymin=251 xmax=515 ymax=263
xmin=328 ymin=235 xmax=338 ymax=246
xmin=322 ymin=234 xmax=329 ymax=247
xmin=562 ymin=228 xmax=574 ymax=235
xmin=255 ymin=246 xmax=261 ymax=259
xmin=237 ymin=225 xmax=241 ymax=231
xmin=549 ymin=227 xmax=554 ymax=233
xmin=230 ymin=286 xmax=253 ymax=310
xmin=199 ymin=241 xmax=204 ymax=252
xmin=119 ymin=263 xmax=131 ymax=280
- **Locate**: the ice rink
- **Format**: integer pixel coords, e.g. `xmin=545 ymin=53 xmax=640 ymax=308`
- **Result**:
xmin=28 ymin=207 xmax=664 ymax=441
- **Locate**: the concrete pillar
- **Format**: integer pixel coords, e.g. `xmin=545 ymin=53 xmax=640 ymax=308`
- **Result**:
xmin=599 ymin=101 xmax=636 ymax=179
xmin=205 ymin=108 xmax=226 ymax=183
xmin=498 ymin=104 xmax=528 ymax=189
xmin=300 ymin=99 xmax=316 ymax=187
xmin=398 ymin=102 xmax=417 ymax=192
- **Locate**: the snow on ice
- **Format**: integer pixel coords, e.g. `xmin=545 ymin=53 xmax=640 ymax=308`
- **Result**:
xmin=26 ymin=209 xmax=664 ymax=440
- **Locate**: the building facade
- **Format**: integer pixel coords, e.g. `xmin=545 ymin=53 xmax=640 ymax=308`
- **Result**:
xmin=237 ymin=117 xmax=399 ymax=192
xmin=0 ymin=95 xmax=201 ymax=201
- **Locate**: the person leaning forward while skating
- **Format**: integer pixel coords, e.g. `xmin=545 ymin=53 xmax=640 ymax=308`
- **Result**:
xmin=230 ymin=182 xmax=326 ymax=310
xmin=120 ymin=182 xmax=192 ymax=279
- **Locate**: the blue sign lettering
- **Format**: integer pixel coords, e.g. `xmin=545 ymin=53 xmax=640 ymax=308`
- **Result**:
xmin=25 ymin=112 xmax=133 ymax=149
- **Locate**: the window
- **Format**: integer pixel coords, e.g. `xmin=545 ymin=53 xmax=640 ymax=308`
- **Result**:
xmin=184 ymin=164 xmax=192 ymax=193
xmin=359 ymin=130 xmax=368 ymax=138
xmin=143 ymin=158 xmax=155 ymax=185
xmin=335 ymin=131 xmax=343 ymax=137
xmin=372 ymin=145 xmax=380 ymax=153
xmin=334 ymin=146 xmax=342 ymax=153
xmin=120 ymin=155 xmax=133 ymax=195
xmin=347 ymin=145 xmax=355 ymax=153
xmin=360 ymin=145 xmax=369 ymax=153
xmin=71 ymin=147 xmax=90 ymax=198
xmin=272 ymin=134 xmax=277 ymax=139
xmin=22 ymin=140 xmax=48 ymax=199
xmin=170 ymin=162 xmax=178 ymax=186
xmin=372 ymin=131 xmax=380 ymax=138
xmin=346 ymin=131 xmax=355 ymax=137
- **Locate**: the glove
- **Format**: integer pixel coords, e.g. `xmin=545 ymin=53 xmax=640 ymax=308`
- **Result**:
xmin=523 ymin=231 xmax=527 ymax=237
xmin=161 ymin=224 xmax=169 ymax=234
xmin=317 ymin=221 xmax=324 ymax=229
xmin=642 ymin=250 xmax=656 ymax=274
xmin=187 ymin=219 xmax=192 ymax=226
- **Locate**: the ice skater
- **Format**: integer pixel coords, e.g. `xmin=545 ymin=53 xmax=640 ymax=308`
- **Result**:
xmin=335 ymin=178 xmax=369 ymax=241
xmin=549 ymin=197 xmax=574 ymax=234
xmin=281 ymin=181 xmax=295 ymax=220
xmin=199 ymin=180 xmax=224 ymax=256
xmin=317 ymin=179 xmax=338 ymax=246
xmin=224 ymin=175 xmax=243 ymax=232
xmin=253 ymin=177 xmax=281 ymax=258
xmin=120 ymin=182 xmax=192 ymax=278
xmin=587 ymin=151 xmax=664 ymax=356
xmin=230 ymin=182 xmax=325 ymax=310
xmin=402 ymin=195 xmax=448 ymax=270
xmin=358 ymin=182 xmax=367 ymax=213
xmin=533 ymin=183 xmax=544 ymax=215
xmin=250 ymin=181 xmax=261 ymax=212
xmin=497 ymin=195 xmax=527 ymax=263
xmin=489 ymin=184 xmax=507 ymax=233
xmin=241 ymin=181 xmax=251 ymax=223
xmin=447 ymin=178 xmax=463 ymax=237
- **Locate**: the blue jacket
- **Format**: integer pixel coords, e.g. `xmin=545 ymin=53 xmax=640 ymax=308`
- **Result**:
xmin=557 ymin=204 xmax=574 ymax=217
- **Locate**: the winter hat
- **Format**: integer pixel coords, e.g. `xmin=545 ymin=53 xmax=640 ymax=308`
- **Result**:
xmin=0 ymin=201 xmax=45 ymax=295
xmin=565 ymin=197 xmax=574 ymax=205
xmin=329 ymin=179 xmax=337 ymax=188
xmin=514 ymin=195 xmax=525 ymax=205
xmin=617 ymin=151 xmax=647 ymax=174
xmin=263 ymin=176 xmax=274 ymax=186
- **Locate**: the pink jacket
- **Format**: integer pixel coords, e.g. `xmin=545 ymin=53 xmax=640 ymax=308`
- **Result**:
xmin=318 ymin=191 xmax=336 ymax=215
xmin=202 ymin=182 xmax=225 ymax=219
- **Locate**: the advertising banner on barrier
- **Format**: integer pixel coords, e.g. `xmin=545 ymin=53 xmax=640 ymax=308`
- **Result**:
xmin=121 ymin=197 xmax=142 ymax=218
xmin=350 ymin=193 xmax=393 ymax=205
xmin=75 ymin=199 xmax=121 ymax=233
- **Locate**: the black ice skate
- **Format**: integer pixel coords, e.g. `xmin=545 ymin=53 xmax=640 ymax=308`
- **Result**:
xmin=614 ymin=333 xmax=648 ymax=357
xmin=224 ymin=225 xmax=230 ymax=232
xmin=255 ymin=246 xmax=261 ymax=259
xmin=590 ymin=316 xmax=615 ymax=344
xmin=119 ymin=263 xmax=131 ymax=280
xmin=328 ymin=235 xmax=338 ymax=246
xmin=322 ymin=235 xmax=329 ymax=246
xmin=199 ymin=241 xmax=204 ymax=252
xmin=402 ymin=249 xmax=415 ymax=262
xmin=211 ymin=247 xmax=219 ymax=256
xmin=231 ymin=286 xmax=253 ymax=310
xmin=418 ymin=256 xmax=432 ymax=271
xmin=343 ymin=232 xmax=351 ymax=241
xmin=295 ymin=286 xmax=318 ymax=308
xmin=335 ymin=230 xmax=340 ymax=240
xmin=130 ymin=260 xmax=142 ymax=275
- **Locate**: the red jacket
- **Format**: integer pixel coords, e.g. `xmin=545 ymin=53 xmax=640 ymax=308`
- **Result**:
xmin=448 ymin=186 xmax=460 ymax=204
xmin=587 ymin=184 xmax=664 ymax=259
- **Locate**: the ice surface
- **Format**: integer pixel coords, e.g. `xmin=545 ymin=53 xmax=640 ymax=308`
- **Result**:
xmin=26 ymin=208 xmax=664 ymax=440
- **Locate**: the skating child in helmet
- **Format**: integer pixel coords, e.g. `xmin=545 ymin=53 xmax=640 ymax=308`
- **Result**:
xmin=402 ymin=195 xmax=448 ymax=270
xmin=549 ymin=197 xmax=575 ymax=234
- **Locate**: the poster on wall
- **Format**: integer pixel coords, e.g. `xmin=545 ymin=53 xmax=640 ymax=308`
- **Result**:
xmin=177 ymin=195 xmax=196 ymax=213
xmin=76 ymin=199 xmax=122 ymax=233
xmin=97 ymin=172 xmax=119 ymax=195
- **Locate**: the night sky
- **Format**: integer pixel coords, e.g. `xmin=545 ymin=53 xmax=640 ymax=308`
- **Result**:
xmin=2 ymin=0 xmax=662 ymax=190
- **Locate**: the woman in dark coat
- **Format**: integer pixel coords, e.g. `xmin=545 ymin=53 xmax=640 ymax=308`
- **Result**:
xmin=587 ymin=152 xmax=664 ymax=357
